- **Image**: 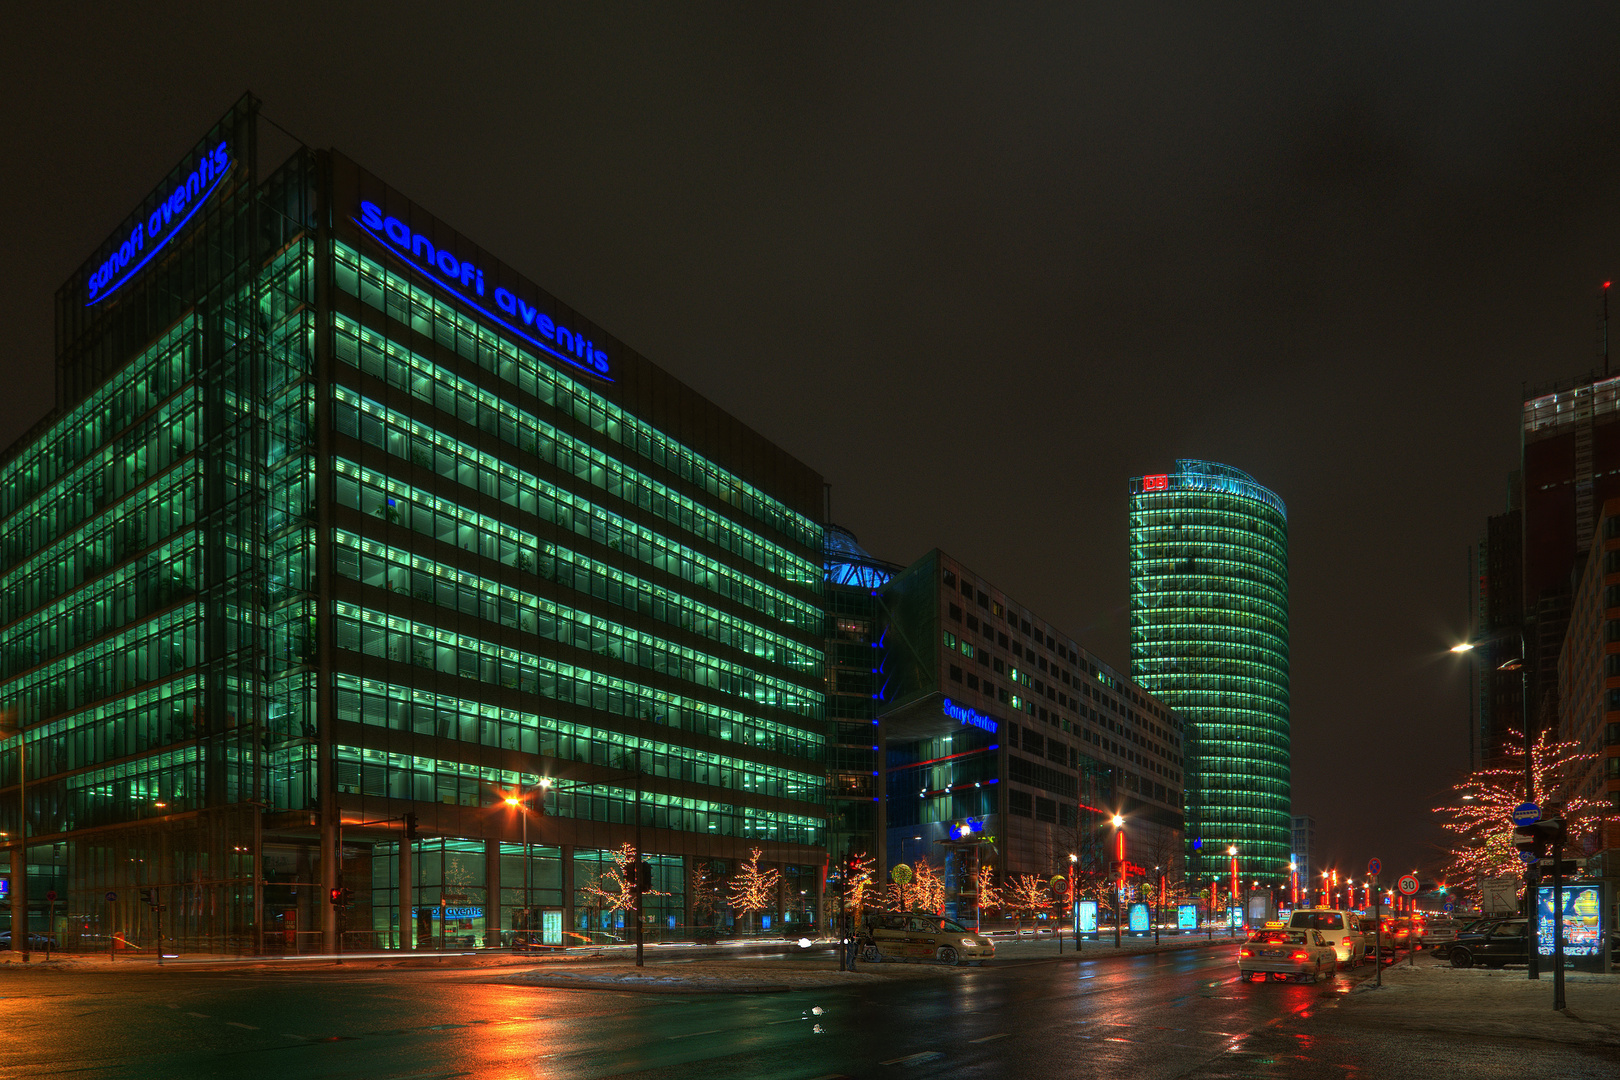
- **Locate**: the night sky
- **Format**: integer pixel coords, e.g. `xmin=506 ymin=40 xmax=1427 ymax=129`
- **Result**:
xmin=7 ymin=4 xmax=1620 ymax=886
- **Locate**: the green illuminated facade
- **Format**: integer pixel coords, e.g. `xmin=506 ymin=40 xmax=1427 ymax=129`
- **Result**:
xmin=1 ymin=96 xmax=826 ymax=952
xmin=1128 ymin=460 xmax=1290 ymax=888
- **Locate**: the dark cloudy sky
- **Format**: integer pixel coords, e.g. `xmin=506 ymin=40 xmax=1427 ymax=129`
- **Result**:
xmin=6 ymin=4 xmax=1619 ymax=883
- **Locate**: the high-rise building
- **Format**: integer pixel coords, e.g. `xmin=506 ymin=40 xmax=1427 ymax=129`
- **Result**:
xmin=1 ymin=96 xmax=828 ymax=953
xmin=1470 ymin=485 xmax=1524 ymax=769
xmin=821 ymin=525 xmax=898 ymax=869
xmin=1519 ymin=374 xmax=1620 ymax=737
xmin=878 ymin=549 xmax=1184 ymax=915
xmin=1290 ymin=814 xmax=1315 ymax=895
xmin=1555 ymin=499 xmax=1620 ymax=850
xmin=1128 ymin=460 xmax=1291 ymax=888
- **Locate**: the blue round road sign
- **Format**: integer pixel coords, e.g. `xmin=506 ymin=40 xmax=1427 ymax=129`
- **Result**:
xmin=105 ymin=891 xmax=117 ymax=902
xmin=1444 ymin=901 xmax=1454 ymax=913
xmin=1367 ymin=858 xmax=1382 ymax=876
xmin=1517 ymin=849 xmax=1539 ymax=865
xmin=1512 ymin=802 xmax=1540 ymax=826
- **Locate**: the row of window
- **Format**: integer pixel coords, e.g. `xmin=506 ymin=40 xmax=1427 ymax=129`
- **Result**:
xmin=335 ymin=244 xmax=820 ymax=550
xmin=336 ymin=507 xmax=819 ymax=675
xmin=0 ymin=318 xmax=195 ymax=521
xmin=0 ymin=604 xmax=201 ymax=723
xmin=335 ymin=459 xmax=819 ymax=634
xmin=333 ymin=317 xmax=818 ymax=588
xmin=332 ymin=600 xmax=822 ymax=759
xmin=0 ymin=459 xmax=198 ymax=627
xmin=333 ymin=744 xmax=821 ymax=846
xmin=335 ymin=386 xmax=819 ymax=602
xmin=336 ymin=673 xmax=824 ymax=804
xmin=333 ymin=528 xmax=819 ymax=715
xmin=0 ymin=389 xmax=200 ymax=576
xmin=0 ymin=533 xmax=200 ymax=681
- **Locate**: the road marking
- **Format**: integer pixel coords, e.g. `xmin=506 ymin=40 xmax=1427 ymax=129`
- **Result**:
xmin=186 ymin=1012 xmax=210 ymax=1019
xmin=225 ymin=1022 xmax=258 ymax=1030
xmin=969 ymin=1033 xmax=1008 ymax=1043
xmin=766 ymin=1018 xmax=800 ymax=1025
xmin=878 ymin=1051 xmax=943 ymax=1065
xmin=667 ymin=1029 xmax=724 ymax=1040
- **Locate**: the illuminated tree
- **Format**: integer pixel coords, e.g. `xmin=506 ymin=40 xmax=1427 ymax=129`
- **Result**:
xmin=887 ymin=863 xmax=914 ymax=911
xmin=1434 ymin=728 xmax=1599 ymax=898
xmin=728 ymin=847 xmax=780 ymax=933
xmin=1005 ymin=874 xmax=1050 ymax=932
xmin=578 ymin=844 xmax=664 ymax=917
xmin=912 ymin=858 xmax=946 ymax=914
xmin=689 ymin=860 xmax=726 ymax=923
xmin=973 ymin=862 xmax=1000 ymax=914
xmin=842 ymin=852 xmax=877 ymax=918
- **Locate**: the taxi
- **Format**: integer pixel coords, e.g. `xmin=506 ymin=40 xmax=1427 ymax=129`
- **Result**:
xmin=1239 ymin=923 xmax=1339 ymax=983
xmin=859 ymin=912 xmax=995 ymax=966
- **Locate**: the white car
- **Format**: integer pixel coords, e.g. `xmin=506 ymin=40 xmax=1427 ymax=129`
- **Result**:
xmin=1286 ymin=908 xmax=1365 ymax=965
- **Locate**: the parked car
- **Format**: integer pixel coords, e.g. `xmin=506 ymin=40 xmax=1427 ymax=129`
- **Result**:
xmin=859 ymin=912 xmax=994 ymax=966
xmin=0 ymin=931 xmax=56 ymax=950
xmin=1239 ymin=927 xmax=1339 ymax=983
xmin=1418 ymin=918 xmax=1458 ymax=948
xmin=1286 ymin=908 xmax=1365 ymax=965
xmin=1448 ymin=918 xmax=1529 ymax=968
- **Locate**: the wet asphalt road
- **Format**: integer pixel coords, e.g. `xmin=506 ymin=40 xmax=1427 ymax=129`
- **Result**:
xmin=4 ymin=947 xmax=1615 ymax=1079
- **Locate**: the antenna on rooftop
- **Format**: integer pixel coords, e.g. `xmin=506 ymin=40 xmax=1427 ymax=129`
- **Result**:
xmin=1603 ymin=280 xmax=1611 ymax=376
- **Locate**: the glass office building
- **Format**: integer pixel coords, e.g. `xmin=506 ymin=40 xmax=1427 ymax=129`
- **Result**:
xmin=1 ymin=96 xmax=826 ymax=953
xmin=1128 ymin=460 xmax=1289 ymax=888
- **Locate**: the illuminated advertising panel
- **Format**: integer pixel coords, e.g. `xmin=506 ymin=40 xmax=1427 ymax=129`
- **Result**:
xmin=1177 ymin=903 xmax=1198 ymax=930
xmin=1078 ymin=900 xmax=1098 ymax=933
xmin=1129 ymin=902 xmax=1150 ymax=933
xmin=1536 ymin=884 xmax=1604 ymax=958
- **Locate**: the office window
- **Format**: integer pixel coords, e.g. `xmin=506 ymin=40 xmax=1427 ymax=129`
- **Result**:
xmin=1035 ymin=797 xmax=1057 ymax=823
xmin=949 ymin=603 xmax=962 ymax=622
xmin=949 ymin=665 xmax=963 ymax=683
xmin=1008 ymin=790 xmax=1033 ymax=817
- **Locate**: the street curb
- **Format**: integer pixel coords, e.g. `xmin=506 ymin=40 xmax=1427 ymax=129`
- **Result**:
xmin=494 ymin=975 xmax=795 ymax=995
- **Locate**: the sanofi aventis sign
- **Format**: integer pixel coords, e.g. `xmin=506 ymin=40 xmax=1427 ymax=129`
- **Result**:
xmin=86 ymin=141 xmax=234 ymax=306
xmin=356 ymin=201 xmax=612 ymax=381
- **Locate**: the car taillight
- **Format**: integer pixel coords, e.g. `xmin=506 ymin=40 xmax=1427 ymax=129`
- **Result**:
xmin=1240 ymin=948 xmax=1253 ymax=957
xmin=1291 ymin=951 xmax=1308 ymax=961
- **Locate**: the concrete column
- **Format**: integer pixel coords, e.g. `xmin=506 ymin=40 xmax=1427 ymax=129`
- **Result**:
xmin=398 ymin=836 xmax=413 ymax=951
xmin=484 ymin=838 xmax=501 ymax=948
xmin=560 ymin=844 xmax=574 ymax=940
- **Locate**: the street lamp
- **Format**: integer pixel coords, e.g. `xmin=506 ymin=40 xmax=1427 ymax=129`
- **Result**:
xmin=1067 ymin=853 xmax=1078 ymax=939
xmin=1452 ymin=632 xmax=1540 ymax=980
xmin=505 ymin=778 xmax=551 ymax=946
xmin=1112 ymin=815 xmax=1126 ymax=947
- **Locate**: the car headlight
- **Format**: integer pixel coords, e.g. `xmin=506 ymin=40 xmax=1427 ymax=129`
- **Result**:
xmin=961 ymin=938 xmax=978 ymax=948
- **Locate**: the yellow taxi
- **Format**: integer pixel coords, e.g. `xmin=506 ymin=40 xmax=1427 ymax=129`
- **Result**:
xmin=859 ymin=912 xmax=995 ymax=966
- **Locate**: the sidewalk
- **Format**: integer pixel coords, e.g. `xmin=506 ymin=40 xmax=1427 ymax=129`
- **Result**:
xmin=1339 ymin=955 xmax=1620 ymax=1047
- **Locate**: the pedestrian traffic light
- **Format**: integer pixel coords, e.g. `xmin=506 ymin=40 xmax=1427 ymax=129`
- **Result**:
xmin=633 ymin=860 xmax=652 ymax=894
xmin=330 ymin=887 xmax=343 ymax=906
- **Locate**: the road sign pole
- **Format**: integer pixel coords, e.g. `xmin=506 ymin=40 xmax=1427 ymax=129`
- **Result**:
xmin=1553 ymin=837 xmax=1565 ymax=1011
xmin=1373 ymin=877 xmax=1382 ymax=987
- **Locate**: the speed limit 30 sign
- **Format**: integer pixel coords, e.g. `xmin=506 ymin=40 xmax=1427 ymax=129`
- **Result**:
xmin=1397 ymin=875 xmax=1419 ymax=896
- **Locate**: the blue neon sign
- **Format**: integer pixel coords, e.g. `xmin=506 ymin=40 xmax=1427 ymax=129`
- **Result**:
xmin=943 ymin=698 xmax=996 ymax=733
xmin=87 ymin=142 xmax=233 ymax=306
xmin=356 ymin=201 xmax=611 ymax=381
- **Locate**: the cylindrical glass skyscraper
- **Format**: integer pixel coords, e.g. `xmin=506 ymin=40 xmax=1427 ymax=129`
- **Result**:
xmin=1128 ymin=460 xmax=1290 ymax=889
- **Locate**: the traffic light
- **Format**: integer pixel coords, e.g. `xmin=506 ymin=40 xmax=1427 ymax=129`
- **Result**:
xmin=633 ymin=859 xmax=652 ymax=894
xmin=1512 ymin=816 xmax=1567 ymax=863
xmin=329 ymin=887 xmax=344 ymax=907
xmin=404 ymin=811 xmax=418 ymax=840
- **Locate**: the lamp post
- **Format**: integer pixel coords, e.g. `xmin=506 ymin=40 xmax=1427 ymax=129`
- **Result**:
xmin=1154 ymin=865 xmax=1163 ymax=944
xmin=1112 ymin=815 xmax=1125 ymax=948
xmin=1067 ymin=853 xmax=1078 ymax=942
xmin=1451 ymin=634 xmax=1538 ymax=981
xmin=1289 ymin=861 xmax=1298 ymax=907
xmin=1227 ymin=846 xmax=1239 ymax=930
xmin=504 ymin=777 xmax=550 ymax=947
